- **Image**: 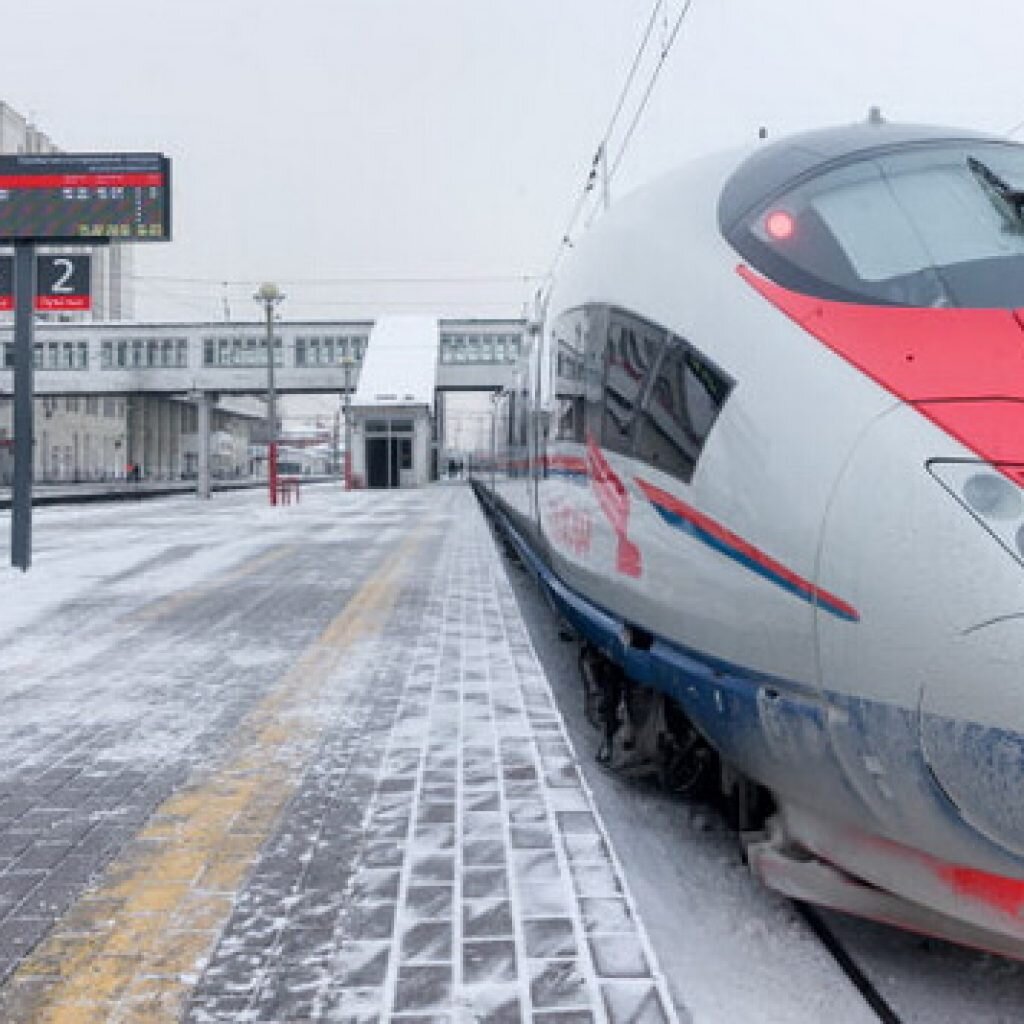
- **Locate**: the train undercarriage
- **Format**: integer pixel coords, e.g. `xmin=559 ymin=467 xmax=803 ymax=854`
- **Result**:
xmin=577 ymin=642 xmax=771 ymax=831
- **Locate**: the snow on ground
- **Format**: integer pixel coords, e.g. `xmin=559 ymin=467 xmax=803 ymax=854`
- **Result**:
xmin=1 ymin=485 xmax=1021 ymax=1022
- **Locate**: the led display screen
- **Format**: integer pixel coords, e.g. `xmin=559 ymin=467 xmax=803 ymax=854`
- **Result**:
xmin=0 ymin=153 xmax=171 ymax=242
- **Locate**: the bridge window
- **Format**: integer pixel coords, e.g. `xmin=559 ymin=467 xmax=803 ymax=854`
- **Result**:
xmin=217 ymin=338 xmax=229 ymax=365
xmin=309 ymin=337 xmax=321 ymax=365
xmin=132 ymin=341 xmax=144 ymax=368
xmin=176 ymin=339 xmax=187 ymax=367
xmin=295 ymin=337 xmax=306 ymax=366
xmin=117 ymin=341 xmax=128 ymax=368
xmin=324 ymin=337 xmax=335 ymax=364
xmin=147 ymin=340 xmax=158 ymax=367
xmin=203 ymin=339 xmax=215 ymax=366
xmin=76 ymin=342 xmax=88 ymax=369
xmin=101 ymin=342 xmax=113 ymax=369
xmin=33 ymin=344 xmax=42 ymax=369
xmin=62 ymin=343 xmax=74 ymax=370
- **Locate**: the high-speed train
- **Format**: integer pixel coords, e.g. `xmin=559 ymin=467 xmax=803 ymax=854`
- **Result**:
xmin=471 ymin=120 xmax=1024 ymax=957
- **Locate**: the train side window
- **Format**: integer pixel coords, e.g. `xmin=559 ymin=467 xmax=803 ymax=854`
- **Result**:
xmin=635 ymin=339 xmax=732 ymax=483
xmin=601 ymin=310 xmax=664 ymax=456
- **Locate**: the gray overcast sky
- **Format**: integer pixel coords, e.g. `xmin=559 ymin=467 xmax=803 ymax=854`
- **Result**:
xmin=6 ymin=0 xmax=1024 ymax=327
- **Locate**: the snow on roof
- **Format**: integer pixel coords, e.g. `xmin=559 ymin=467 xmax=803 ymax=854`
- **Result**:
xmin=353 ymin=316 xmax=438 ymax=411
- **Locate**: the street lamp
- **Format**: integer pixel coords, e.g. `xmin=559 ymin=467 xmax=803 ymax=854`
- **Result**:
xmin=254 ymin=282 xmax=285 ymax=502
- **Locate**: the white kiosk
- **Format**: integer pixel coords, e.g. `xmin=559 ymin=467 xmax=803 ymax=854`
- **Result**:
xmin=349 ymin=316 xmax=437 ymax=488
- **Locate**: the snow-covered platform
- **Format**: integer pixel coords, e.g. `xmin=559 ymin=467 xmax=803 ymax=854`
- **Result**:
xmin=0 ymin=487 xmax=678 ymax=1023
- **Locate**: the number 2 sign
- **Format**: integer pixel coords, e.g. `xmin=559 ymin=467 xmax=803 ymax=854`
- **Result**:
xmin=0 ymin=252 xmax=91 ymax=311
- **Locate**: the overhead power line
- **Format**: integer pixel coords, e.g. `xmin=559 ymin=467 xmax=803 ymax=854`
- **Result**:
xmin=543 ymin=0 xmax=698 ymax=294
xmin=129 ymin=272 xmax=541 ymax=287
xmin=609 ymin=0 xmax=696 ymax=178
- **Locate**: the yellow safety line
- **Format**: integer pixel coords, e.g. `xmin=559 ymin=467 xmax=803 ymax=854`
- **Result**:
xmin=1 ymin=530 xmax=423 ymax=1024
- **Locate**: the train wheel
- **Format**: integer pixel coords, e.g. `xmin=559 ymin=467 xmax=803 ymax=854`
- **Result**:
xmin=657 ymin=729 xmax=712 ymax=795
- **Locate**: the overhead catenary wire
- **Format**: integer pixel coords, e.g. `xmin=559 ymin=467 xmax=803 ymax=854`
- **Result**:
xmin=542 ymin=0 xmax=666 ymax=288
xmin=609 ymin=0 xmax=696 ymax=178
xmin=542 ymin=0 xmax=697 ymax=294
xmin=129 ymin=273 xmax=541 ymax=287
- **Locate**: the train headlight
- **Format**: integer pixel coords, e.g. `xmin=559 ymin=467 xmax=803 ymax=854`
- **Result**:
xmin=929 ymin=461 xmax=1024 ymax=565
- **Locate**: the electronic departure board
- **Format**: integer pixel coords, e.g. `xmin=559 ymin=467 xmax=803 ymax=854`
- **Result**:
xmin=0 ymin=153 xmax=171 ymax=242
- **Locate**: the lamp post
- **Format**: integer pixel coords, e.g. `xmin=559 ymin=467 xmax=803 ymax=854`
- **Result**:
xmin=254 ymin=282 xmax=285 ymax=503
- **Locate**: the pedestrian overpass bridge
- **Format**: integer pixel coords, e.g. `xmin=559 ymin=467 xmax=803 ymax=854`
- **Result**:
xmin=0 ymin=317 xmax=525 ymax=397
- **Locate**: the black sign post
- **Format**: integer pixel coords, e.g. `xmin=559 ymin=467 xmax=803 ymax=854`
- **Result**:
xmin=1 ymin=151 xmax=171 ymax=570
xmin=11 ymin=243 xmax=35 ymax=570
xmin=0 ymin=254 xmax=11 ymax=311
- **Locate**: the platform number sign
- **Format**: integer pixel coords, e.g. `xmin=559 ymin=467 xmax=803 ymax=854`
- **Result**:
xmin=0 ymin=253 xmax=91 ymax=311
xmin=36 ymin=254 xmax=91 ymax=311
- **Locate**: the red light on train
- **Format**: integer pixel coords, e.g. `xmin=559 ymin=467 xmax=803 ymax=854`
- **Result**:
xmin=765 ymin=210 xmax=795 ymax=241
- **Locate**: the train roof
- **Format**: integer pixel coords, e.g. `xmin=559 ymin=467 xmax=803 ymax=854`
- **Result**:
xmin=718 ymin=121 xmax=1006 ymax=233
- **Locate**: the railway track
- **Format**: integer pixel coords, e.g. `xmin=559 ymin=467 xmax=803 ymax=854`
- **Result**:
xmin=793 ymin=901 xmax=904 ymax=1024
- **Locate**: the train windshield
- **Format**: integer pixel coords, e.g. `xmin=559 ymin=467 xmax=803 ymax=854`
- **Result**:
xmin=734 ymin=141 xmax=1024 ymax=307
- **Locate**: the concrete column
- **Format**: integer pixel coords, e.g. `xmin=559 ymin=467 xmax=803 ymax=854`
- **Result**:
xmin=128 ymin=396 xmax=145 ymax=478
xmin=169 ymin=402 xmax=181 ymax=479
xmin=159 ymin=399 xmax=171 ymax=479
xmin=196 ymin=393 xmax=211 ymax=500
xmin=144 ymin=396 xmax=157 ymax=478
xmin=153 ymin=398 xmax=163 ymax=479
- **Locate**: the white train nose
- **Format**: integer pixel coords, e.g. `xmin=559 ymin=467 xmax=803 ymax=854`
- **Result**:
xmin=919 ymin=615 xmax=1024 ymax=860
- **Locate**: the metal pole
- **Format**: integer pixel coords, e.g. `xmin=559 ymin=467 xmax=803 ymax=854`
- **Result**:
xmin=264 ymin=299 xmax=276 ymax=446
xmin=265 ymin=299 xmax=277 ymax=506
xmin=11 ymin=241 xmax=36 ymax=570
xmin=254 ymin=283 xmax=283 ymax=505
